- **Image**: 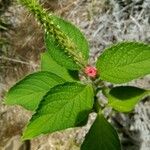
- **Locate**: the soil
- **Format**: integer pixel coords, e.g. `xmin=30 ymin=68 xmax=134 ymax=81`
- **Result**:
xmin=0 ymin=0 xmax=150 ymax=149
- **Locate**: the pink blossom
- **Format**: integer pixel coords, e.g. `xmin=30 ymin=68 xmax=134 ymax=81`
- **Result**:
xmin=84 ymin=66 xmax=97 ymax=78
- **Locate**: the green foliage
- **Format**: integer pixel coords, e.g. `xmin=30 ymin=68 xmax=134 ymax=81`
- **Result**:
xmin=19 ymin=0 xmax=88 ymax=69
xmin=106 ymin=86 xmax=150 ymax=112
xmin=45 ymin=15 xmax=89 ymax=70
xmin=5 ymin=71 xmax=65 ymax=110
xmin=22 ymin=82 xmax=94 ymax=140
xmin=41 ymin=52 xmax=76 ymax=81
xmin=4 ymin=0 xmax=150 ymax=149
xmin=81 ymin=113 xmax=121 ymax=150
xmin=96 ymin=42 xmax=150 ymax=83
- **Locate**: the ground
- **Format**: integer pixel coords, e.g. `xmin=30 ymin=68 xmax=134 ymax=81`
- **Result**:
xmin=0 ymin=0 xmax=150 ymax=149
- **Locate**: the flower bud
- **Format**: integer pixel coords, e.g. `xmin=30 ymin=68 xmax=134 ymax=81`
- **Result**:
xmin=84 ymin=66 xmax=97 ymax=78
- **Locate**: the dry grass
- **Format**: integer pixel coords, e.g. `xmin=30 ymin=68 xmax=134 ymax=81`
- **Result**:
xmin=0 ymin=0 xmax=150 ymax=149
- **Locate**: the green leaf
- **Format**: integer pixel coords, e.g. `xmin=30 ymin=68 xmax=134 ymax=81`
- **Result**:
xmin=81 ymin=113 xmax=121 ymax=150
xmin=45 ymin=16 xmax=89 ymax=70
xmin=22 ymin=82 xmax=94 ymax=140
xmin=96 ymin=42 xmax=150 ymax=83
xmin=41 ymin=52 xmax=78 ymax=81
xmin=5 ymin=71 xmax=65 ymax=110
xmin=107 ymin=86 xmax=149 ymax=112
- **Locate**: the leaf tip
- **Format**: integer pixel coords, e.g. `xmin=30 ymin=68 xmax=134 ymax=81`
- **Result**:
xmin=3 ymin=96 xmax=10 ymax=105
xmin=21 ymin=129 xmax=33 ymax=141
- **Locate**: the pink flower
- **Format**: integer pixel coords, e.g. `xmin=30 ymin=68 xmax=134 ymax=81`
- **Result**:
xmin=84 ymin=66 xmax=97 ymax=78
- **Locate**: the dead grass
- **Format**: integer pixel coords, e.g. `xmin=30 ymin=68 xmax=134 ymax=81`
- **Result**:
xmin=0 ymin=0 xmax=150 ymax=149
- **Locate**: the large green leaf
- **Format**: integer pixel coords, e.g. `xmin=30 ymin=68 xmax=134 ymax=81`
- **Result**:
xmin=22 ymin=82 xmax=94 ymax=140
xmin=107 ymin=86 xmax=149 ymax=112
xmin=45 ymin=16 xmax=89 ymax=70
xmin=4 ymin=71 xmax=65 ymax=110
xmin=41 ymin=52 xmax=78 ymax=81
xmin=81 ymin=113 xmax=121 ymax=150
xmin=96 ymin=42 xmax=150 ymax=83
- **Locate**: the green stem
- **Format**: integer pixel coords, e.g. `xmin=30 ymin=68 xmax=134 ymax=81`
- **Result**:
xmin=93 ymin=96 xmax=101 ymax=113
